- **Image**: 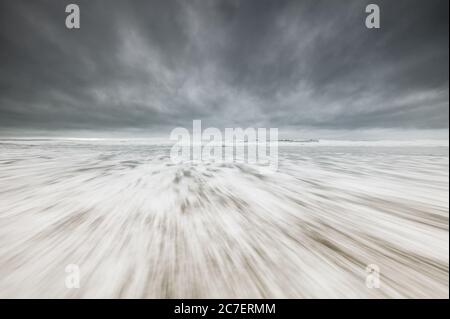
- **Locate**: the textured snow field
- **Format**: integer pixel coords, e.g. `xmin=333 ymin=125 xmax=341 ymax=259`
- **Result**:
xmin=0 ymin=139 xmax=448 ymax=298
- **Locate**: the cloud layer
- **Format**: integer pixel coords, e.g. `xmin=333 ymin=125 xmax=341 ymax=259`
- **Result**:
xmin=0 ymin=0 xmax=448 ymax=137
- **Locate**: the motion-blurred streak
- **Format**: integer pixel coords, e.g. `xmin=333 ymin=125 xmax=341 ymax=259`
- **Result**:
xmin=0 ymin=139 xmax=448 ymax=298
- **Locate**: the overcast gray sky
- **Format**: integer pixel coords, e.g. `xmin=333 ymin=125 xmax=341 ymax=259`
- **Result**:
xmin=0 ymin=0 xmax=448 ymax=138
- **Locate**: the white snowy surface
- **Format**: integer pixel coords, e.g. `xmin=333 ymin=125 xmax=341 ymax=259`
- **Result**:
xmin=0 ymin=139 xmax=448 ymax=298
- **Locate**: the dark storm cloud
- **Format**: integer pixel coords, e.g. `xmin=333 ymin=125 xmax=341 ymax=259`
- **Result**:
xmin=0 ymin=0 xmax=448 ymax=135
